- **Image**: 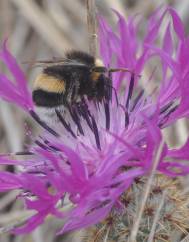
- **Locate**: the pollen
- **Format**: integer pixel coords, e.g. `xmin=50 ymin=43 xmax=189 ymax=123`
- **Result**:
xmin=95 ymin=58 xmax=104 ymax=67
xmin=91 ymin=71 xmax=101 ymax=81
xmin=91 ymin=58 xmax=105 ymax=81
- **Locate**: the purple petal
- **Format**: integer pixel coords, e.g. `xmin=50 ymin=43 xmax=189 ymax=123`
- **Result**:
xmin=14 ymin=212 xmax=47 ymax=234
xmin=0 ymin=171 xmax=22 ymax=191
xmin=169 ymin=8 xmax=185 ymax=40
xmin=50 ymin=142 xmax=88 ymax=181
xmin=0 ymin=42 xmax=33 ymax=110
xmin=168 ymin=138 xmax=189 ymax=160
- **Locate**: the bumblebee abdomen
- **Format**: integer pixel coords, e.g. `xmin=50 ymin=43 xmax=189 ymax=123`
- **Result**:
xmin=33 ymin=73 xmax=66 ymax=107
xmin=33 ymin=73 xmax=66 ymax=93
xmin=32 ymin=90 xmax=65 ymax=107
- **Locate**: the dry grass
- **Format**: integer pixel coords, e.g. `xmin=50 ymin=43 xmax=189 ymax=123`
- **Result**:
xmin=0 ymin=1 xmax=188 ymax=242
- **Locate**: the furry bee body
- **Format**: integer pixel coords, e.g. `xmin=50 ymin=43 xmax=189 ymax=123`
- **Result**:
xmin=33 ymin=51 xmax=110 ymax=107
xmin=32 ymin=51 xmax=111 ymax=125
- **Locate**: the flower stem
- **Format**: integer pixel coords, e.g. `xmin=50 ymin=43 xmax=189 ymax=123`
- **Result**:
xmin=129 ymin=139 xmax=165 ymax=242
xmin=86 ymin=0 xmax=97 ymax=57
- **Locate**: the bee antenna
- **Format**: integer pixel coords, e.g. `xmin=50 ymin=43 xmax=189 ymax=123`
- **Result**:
xmin=109 ymin=68 xmax=141 ymax=78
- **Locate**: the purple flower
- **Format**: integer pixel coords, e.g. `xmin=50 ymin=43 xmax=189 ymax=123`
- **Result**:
xmin=0 ymin=41 xmax=33 ymax=111
xmin=0 ymin=6 xmax=189 ymax=234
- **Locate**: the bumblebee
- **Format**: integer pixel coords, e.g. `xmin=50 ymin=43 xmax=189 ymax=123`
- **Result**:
xmin=32 ymin=50 xmax=111 ymax=108
xmin=32 ymin=50 xmax=132 ymax=132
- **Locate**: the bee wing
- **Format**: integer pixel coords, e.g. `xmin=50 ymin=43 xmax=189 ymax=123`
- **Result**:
xmin=22 ymin=58 xmax=87 ymax=68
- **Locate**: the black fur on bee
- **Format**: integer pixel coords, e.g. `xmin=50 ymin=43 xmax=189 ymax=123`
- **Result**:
xmin=32 ymin=51 xmax=112 ymax=107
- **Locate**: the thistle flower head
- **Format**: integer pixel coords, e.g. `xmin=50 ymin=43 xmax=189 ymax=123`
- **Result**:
xmin=0 ymin=6 xmax=189 ymax=236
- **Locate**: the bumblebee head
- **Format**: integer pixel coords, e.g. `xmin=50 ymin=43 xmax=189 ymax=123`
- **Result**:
xmin=90 ymin=58 xmax=107 ymax=82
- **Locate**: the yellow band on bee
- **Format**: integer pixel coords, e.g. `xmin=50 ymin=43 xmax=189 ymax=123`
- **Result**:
xmin=33 ymin=73 xmax=65 ymax=93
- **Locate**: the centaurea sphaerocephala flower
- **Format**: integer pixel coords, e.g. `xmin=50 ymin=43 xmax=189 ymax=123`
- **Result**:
xmin=0 ymin=6 xmax=189 ymax=236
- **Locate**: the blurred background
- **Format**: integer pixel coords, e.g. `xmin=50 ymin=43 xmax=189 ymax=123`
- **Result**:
xmin=0 ymin=0 xmax=188 ymax=242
